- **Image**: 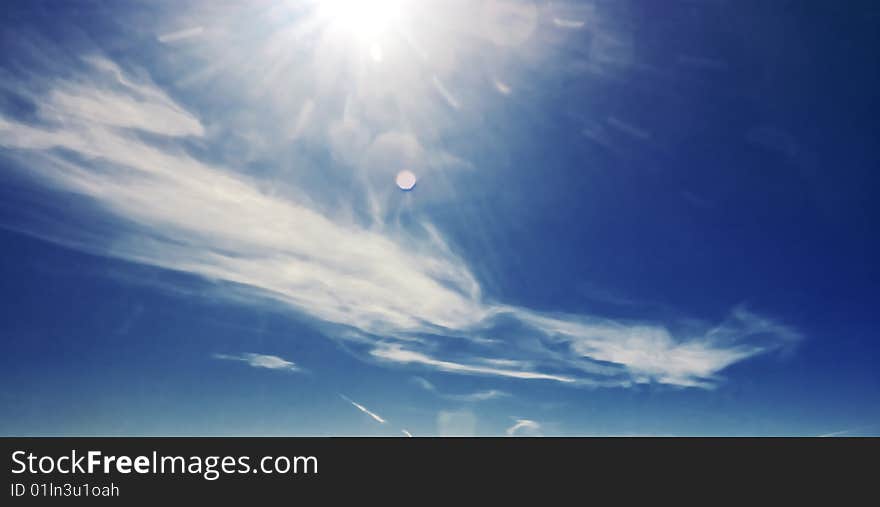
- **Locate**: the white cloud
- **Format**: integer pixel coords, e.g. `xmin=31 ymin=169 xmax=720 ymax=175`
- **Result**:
xmin=412 ymin=377 xmax=509 ymax=402
xmin=0 ymin=65 xmax=487 ymax=338
xmin=493 ymin=79 xmax=512 ymax=95
xmin=411 ymin=377 xmax=437 ymax=392
xmin=158 ymin=26 xmax=205 ymax=44
xmin=514 ymin=306 xmax=801 ymax=388
xmin=817 ymin=425 xmax=876 ymax=437
xmin=54 ymin=57 xmax=204 ymax=137
xmin=506 ymin=419 xmax=541 ymax=436
xmin=401 ymin=429 xmax=413 ymax=437
xmin=0 ymin=54 xmax=801 ymax=390
xmin=213 ymin=353 xmax=300 ymax=372
xmin=437 ymin=410 xmax=476 ymax=436
xmin=432 ymin=76 xmax=460 ymax=109
xmin=341 ymin=395 xmax=386 ymax=424
xmin=372 ymin=344 xmax=576 ymax=383
xmin=446 ymin=389 xmax=509 ymax=402
xmin=553 ymin=18 xmax=585 ymax=29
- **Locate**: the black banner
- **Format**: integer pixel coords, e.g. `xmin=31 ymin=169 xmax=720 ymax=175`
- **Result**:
xmin=2 ymin=438 xmax=876 ymax=502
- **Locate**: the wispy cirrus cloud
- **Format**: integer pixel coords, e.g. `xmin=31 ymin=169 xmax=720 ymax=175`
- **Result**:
xmin=213 ymin=353 xmax=301 ymax=372
xmin=510 ymin=306 xmax=802 ymax=388
xmin=446 ymin=390 xmax=510 ymax=402
xmin=552 ymin=18 xmax=585 ymax=29
xmin=817 ymin=425 xmax=877 ymax=437
xmin=372 ymin=344 xmax=576 ymax=383
xmin=412 ymin=377 xmax=509 ymax=402
xmin=0 ymin=42 xmax=801 ymax=390
xmin=157 ymin=26 xmax=204 ymax=44
xmin=437 ymin=410 xmax=476 ymax=436
xmin=506 ymin=419 xmax=541 ymax=436
xmin=340 ymin=395 xmax=386 ymax=424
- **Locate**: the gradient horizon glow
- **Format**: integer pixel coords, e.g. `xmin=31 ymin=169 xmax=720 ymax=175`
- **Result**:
xmin=0 ymin=0 xmax=878 ymax=436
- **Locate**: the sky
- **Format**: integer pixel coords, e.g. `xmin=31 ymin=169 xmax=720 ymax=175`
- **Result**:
xmin=0 ymin=0 xmax=878 ymax=436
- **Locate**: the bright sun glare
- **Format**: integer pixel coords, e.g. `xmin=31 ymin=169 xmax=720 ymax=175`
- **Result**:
xmin=318 ymin=0 xmax=404 ymax=42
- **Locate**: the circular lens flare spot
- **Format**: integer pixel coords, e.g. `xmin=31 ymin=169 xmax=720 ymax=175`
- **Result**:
xmin=395 ymin=170 xmax=417 ymax=190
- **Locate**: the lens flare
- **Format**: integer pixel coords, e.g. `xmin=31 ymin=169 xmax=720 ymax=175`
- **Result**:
xmin=395 ymin=170 xmax=417 ymax=190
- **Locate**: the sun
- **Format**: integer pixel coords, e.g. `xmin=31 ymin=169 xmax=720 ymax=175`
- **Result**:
xmin=317 ymin=0 xmax=405 ymax=43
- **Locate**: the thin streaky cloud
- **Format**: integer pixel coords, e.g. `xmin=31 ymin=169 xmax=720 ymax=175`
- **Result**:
xmin=553 ymin=18 xmax=585 ymax=29
xmin=446 ymin=390 xmax=510 ymax=402
xmin=817 ymin=425 xmax=876 ymax=437
xmin=340 ymin=395 xmax=386 ymax=424
xmin=432 ymin=76 xmax=460 ymax=109
xmin=157 ymin=26 xmax=204 ymax=43
xmin=411 ymin=377 xmax=437 ymax=392
xmin=506 ymin=419 xmax=541 ymax=436
xmin=213 ymin=353 xmax=301 ymax=372
xmin=493 ymin=79 xmax=512 ymax=95
xmin=411 ymin=377 xmax=509 ymax=402
xmin=818 ymin=429 xmax=852 ymax=438
xmin=401 ymin=429 xmax=413 ymax=437
xmin=372 ymin=344 xmax=576 ymax=383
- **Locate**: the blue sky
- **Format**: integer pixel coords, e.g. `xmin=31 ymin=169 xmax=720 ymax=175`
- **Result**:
xmin=0 ymin=0 xmax=877 ymax=436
